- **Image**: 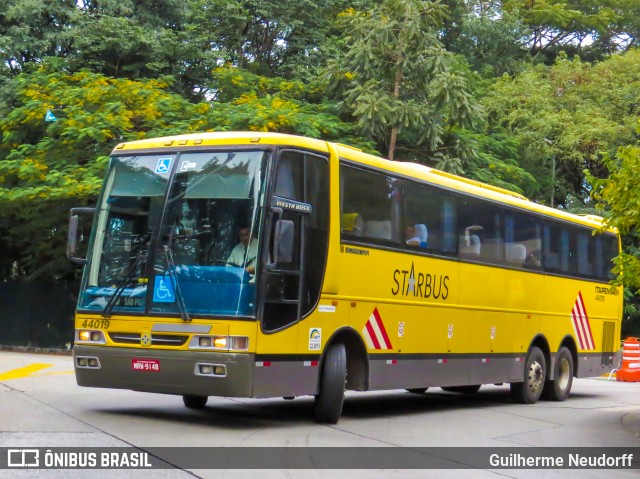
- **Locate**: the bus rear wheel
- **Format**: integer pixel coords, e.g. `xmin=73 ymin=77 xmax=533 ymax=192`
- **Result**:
xmin=542 ymin=346 xmax=573 ymax=401
xmin=441 ymin=385 xmax=481 ymax=394
xmin=314 ymin=343 xmax=347 ymax=424
xmin=183 ymin=394 xmax=208 ymax=409
xmin=510 ymin=346 xmax=546 ymax=404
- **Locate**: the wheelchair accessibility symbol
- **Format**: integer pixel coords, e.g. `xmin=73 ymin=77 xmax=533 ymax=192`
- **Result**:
xmin=153 ymin=275 xmax=175 ymax=303
xmin=155 ymin=158 xmax=172 ymax=174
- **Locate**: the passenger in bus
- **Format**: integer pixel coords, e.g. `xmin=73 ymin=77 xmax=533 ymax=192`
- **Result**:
xmin=228 ymin=225 xmax=258 ymax=274
xmin=406 ymin=224 xmax=428 ymax=247
xmin=405 ymin=225 xmax=418 ymax=245
xmin=525 ymin=249 xmax=542 ymax=268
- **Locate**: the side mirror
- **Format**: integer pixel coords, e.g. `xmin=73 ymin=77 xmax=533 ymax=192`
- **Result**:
xmin=274 ymin=219 xmax=294 ymax=264
xmin=67 ymin=207 xmax=95 ymax=265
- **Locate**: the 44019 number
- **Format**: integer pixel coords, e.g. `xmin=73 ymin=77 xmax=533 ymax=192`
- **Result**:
xmin=80 ymin=319 xmax=110 ymax=329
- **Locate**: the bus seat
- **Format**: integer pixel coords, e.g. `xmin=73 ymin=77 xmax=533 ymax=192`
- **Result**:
xmin=481 ymin=238 xmax=503 ymax=261
xmin=460 ymin=234 xmax=481 ymax=256
xmin=414 ymin=224 xmax=428 ymax=247
xmin=363 ymin=220 xmax=392 ymax=240
xmin=341 ymin=213 xmax=364 ymax=236
xmin=506 ymin=243 xmax=527 ymax=265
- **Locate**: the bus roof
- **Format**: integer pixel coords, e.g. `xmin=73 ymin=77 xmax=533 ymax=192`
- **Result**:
xmin=113 ymin=131 xmax=330 ymax=154
xmin=113 ymin=131 xmax=613 ymax=233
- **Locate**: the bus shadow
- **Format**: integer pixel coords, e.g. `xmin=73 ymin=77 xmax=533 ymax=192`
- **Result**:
xmin=92 ymin=384 xmax=608 ymax=429
xmin=95 ymin=384 xmax=606 ymax=429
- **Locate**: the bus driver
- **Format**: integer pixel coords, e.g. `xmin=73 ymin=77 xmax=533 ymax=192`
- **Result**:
xmin=227 ymin=225 xmax=258 ymax=274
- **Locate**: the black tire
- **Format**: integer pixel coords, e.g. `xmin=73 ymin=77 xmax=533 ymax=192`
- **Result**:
xmin=542 ymin=346 xmax=574 ymax=401
xmin=510 ymin=346 xmax=546 ymax=404
xmin=183 ymin=394 xmax=208 ymax=409
xmin=406 ymin=388 xmax=428 ymax=394
xmin=441 ymin=385 xmax=481 ymax=394
xmin=314 ymin=343 xmax=347 ymax=424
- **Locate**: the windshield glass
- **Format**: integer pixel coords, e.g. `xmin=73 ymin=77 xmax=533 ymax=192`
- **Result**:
xmin=78 ymin=150 xmax=268 ymax=318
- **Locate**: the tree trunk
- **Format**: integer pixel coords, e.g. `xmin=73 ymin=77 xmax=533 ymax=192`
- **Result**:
xmin=388 ymin=55 xmax=403 ymax=162
xmin=388 ymin=127 xmax=398 ymax=161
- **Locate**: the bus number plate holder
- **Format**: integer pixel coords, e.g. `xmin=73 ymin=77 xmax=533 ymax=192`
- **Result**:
xmin=132 ymin=359 xmax=160 ymax=372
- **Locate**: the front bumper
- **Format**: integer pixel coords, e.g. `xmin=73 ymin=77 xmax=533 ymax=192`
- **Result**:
xmin=74 ymin=345 xmax=254 ymax=397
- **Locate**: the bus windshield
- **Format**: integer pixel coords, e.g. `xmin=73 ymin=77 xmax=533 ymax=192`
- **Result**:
xmin=79 ymin=150 xmax=268 ymax=318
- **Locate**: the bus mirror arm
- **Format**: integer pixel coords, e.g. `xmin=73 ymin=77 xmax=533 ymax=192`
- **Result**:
xmin=67 ymin=207 xmax=95 ymax=265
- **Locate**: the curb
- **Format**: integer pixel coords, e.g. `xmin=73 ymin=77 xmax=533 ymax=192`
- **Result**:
xmin=0 ymin=345 xmax=73 ymax=356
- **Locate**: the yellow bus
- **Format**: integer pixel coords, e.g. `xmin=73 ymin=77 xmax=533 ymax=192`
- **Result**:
xmin=68 ymin=132 xmax=622 ymax=423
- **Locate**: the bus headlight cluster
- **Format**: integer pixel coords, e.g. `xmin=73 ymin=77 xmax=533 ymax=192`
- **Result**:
xmin=75 ymin=329 xmax=106 ymax=344
xmin=189 ymin=336 xmax=249 ymax=351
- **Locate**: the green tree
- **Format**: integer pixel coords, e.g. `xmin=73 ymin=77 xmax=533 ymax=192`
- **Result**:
xmin=591 ymin=145 xmax=640 ymax=287
xmin=503 ymin=0 xmax=637 ymax=62
xmin=440 ymin=0 xmax=532 ymax=78
xmin=484 ymin=50 xmax=640 ymax=207
xmin=183 ymin=0 xmax=379 ymax=80
xmin=69 ymin=1 xmax=214 ymax=100
xmin=0 ymin=62 xmax=209 ymax=280
xmin=206 ymin=66 xmax=372 ymax=147
xmin=327 ymin=0 xmax=481 ymax=163
xmin=590 ymin=144 xmax=640 ymax=336
xmin=0 ymin=0 xmax=76 ymax=73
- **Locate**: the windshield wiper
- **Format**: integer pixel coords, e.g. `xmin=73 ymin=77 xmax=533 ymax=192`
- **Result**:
xmin=102 ymin=249 xmax=147 ymax=318
xmin=162 ymin=244 xmax=191 ymax=322
xmin=161 ymin=224 xmax=190 ymax=321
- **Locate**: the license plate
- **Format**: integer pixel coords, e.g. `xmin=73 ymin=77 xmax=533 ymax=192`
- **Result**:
xmin=131 ymin=359 xmax=160 ymax=372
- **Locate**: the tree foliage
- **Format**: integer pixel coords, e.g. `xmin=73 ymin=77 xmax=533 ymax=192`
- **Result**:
xmin=0 ymin=62 xmax=208 ymax=280
xmin=484 ymin=50 xmax=640 ymax=207
xmin=503 ymin=0 xmax=637 ymax=60
xmin=327 ymin=0 xmax=481 ymax=164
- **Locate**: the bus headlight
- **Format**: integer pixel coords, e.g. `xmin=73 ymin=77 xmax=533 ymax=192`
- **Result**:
xmin=75 ymin=330 xmax=106 ymax=344
xmin=189 ymin=336 xmax=249 ymax=351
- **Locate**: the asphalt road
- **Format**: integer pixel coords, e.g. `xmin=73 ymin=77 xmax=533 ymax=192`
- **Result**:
xmin=0 ymin=350 xmax=638 ymax=478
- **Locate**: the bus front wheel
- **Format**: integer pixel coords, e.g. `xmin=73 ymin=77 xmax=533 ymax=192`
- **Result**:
xmin=183 ymin=394 xmax=208 ymax=409
xmin=542 ymin=346 xmax=573 ymax=401
xmin=314 ymin=343 xmax=347 ymax=424
xmin=510 ymin=346 xmax=546 ymax=404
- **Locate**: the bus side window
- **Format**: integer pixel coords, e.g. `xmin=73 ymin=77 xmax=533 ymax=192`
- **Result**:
xmin=340 ymin=164 xmax=397 ymax=244
xmin=505 ymin=211 xmax=541 ymax=270
xmin=457 ymin=198 xmax=504 ymax=263
xmin=401 ymin=180 xmax=453 ymax=255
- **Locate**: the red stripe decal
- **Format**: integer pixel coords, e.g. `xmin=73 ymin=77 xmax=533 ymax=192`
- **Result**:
xmin=578 ymin=291 xmax=595 ymax=349
xmin=365 ymin=320 xmax=381 ymax=350
xmin=372 ymin=307 xmax=393 ymax=349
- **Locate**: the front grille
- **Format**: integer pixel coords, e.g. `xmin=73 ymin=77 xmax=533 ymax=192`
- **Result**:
xmin=109 ymin=332 xmax=188 ymax=347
